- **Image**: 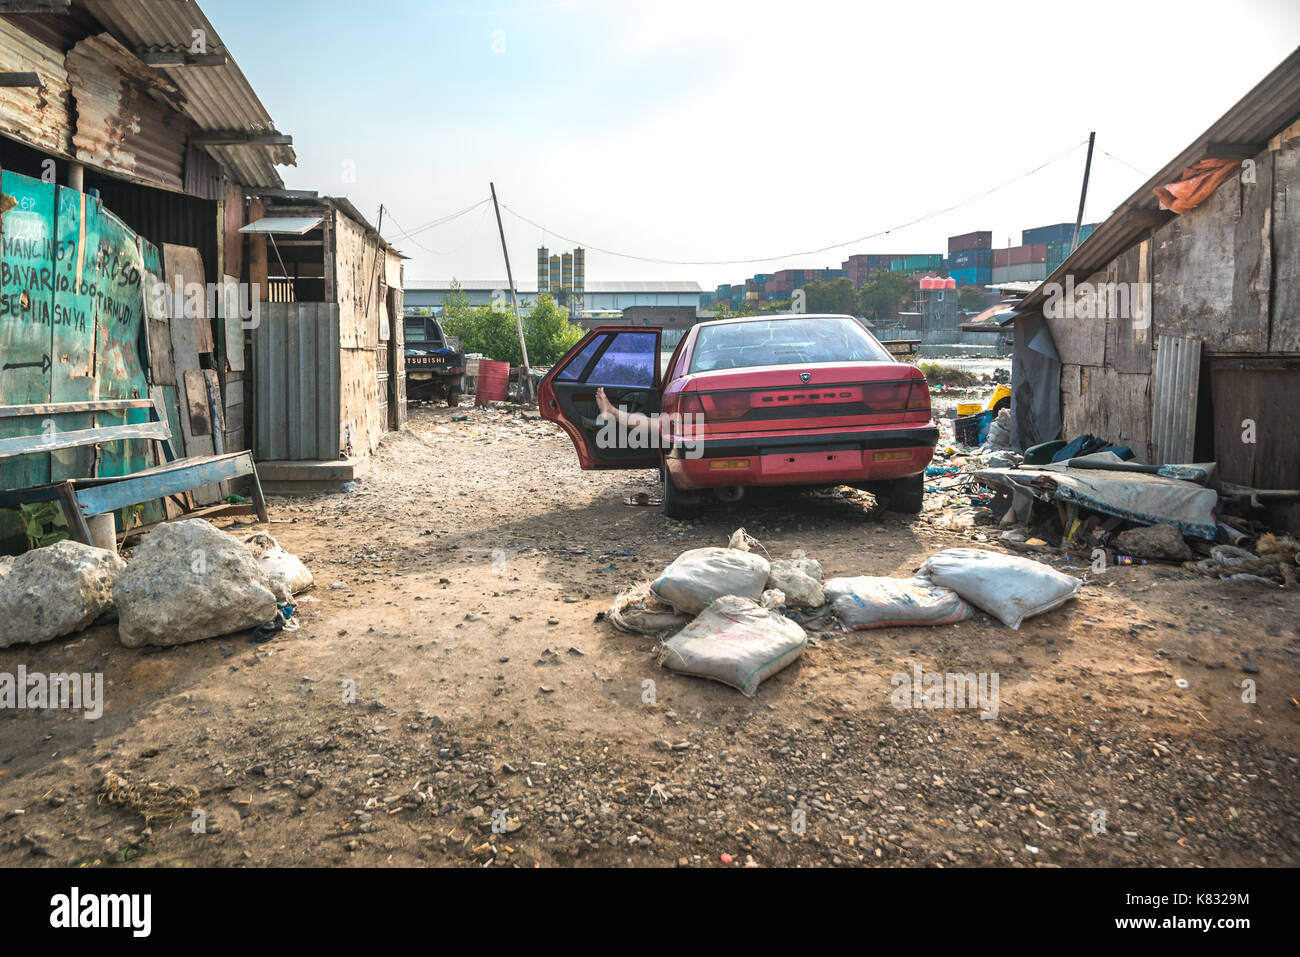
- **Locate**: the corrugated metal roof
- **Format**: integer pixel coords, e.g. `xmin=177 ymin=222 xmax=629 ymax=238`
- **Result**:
xmin=65 ymin=32 xmax=190 ymax=190
xmin=0 ymin=19 xmax=72 ymax=155
xmin=1015 ymin=45 xmax=1300 ymax=318
xmin=240 ymin=215 xmax=324 ymax=235
xmin=78 ymin=0 xmax=294 ymax=187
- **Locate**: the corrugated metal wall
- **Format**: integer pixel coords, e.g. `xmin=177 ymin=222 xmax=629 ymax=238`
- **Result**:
xmin=1150 ymin=334 xmax=1202 ymax=465
xmin=0 ymin=19 xmax=72 ymax=156
xmin=251 ymin=302 xmax=340 ymax=461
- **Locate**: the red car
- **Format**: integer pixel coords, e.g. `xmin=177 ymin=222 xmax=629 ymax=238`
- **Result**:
xmin=539 ymin=313 xmax=938 ymax=517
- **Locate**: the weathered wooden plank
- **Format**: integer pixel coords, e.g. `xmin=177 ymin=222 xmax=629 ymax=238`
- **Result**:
xmin=1104 ymin=241 xmax=1154 ymax=375
xmin=1152 ymin=173 xmax=1266 ymax=351
xmin=221 ymin=274 xmax=246 ymax=371
xmin=1233 ymin=146 xmax=1272 ymax=346
xmin=50 ymin=185 xmax=97 ymax=482
xmin=1271 ymin=138 xmax=1300 ymax=352
xmin=0 ymin=398 xmax=154 ymax=417
xmin=1043 ymin=267 xmax=1108 ymax=366
xmin=0 ymin=421 xmax=171 ymax=458
xmin=91 ymin=204 xmax=152 ymax=486
xmin=1211 ymin=360 xmax=1300 ymax=489
xmin=0 ymin=170 xmax=57 ymax=490
xmin=183 ymin=368 xmax=212 ymax=437
xmin=162 ymin=243 xmax=214 ymax=353
xmin=72 ymin=454 xmax=255 ymax=517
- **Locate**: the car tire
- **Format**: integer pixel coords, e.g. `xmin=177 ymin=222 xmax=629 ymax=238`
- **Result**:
xmin=875 ymin=473 xmax=924 ymax=514
xmin=661 ymin=454 xmax=697 ymax=519
xmin=991 ymin=396 xmax=1010 ymax=415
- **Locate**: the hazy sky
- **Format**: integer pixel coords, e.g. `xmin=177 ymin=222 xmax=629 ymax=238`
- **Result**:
xmin=210 ymin=0 xmax=1300 ymax=288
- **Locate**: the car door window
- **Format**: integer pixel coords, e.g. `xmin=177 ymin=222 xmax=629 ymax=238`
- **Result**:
xmin=586 ymin=331 xmax=657 ymax=387
xmin=556 ymin=334 xmax=608 ymax=381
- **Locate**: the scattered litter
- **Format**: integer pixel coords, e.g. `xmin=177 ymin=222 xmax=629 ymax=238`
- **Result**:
xmin=657 ymin=595 xmax=806 ymax=697
xmin=1174 ymin=678 xmax=1190 ymax=689
xmin=602 ymin=582 xmax=692 ymax=635
xmin=624 ymin=492 xmax=663 ymax=507
xmin=823 ymin=576 xmax=972 ymax=630
xmin=918 ymin=548 xmax=1081 ymax=630
xmin=98 ymin=770 xmax=198 ymax=826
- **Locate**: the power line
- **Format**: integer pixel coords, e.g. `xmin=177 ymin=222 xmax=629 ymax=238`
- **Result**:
xmin=385 ymin=197 xmax=491 ymax=242
xmin=1100 ymin=149 xmax=1151 ymax=179
xmin=499 ymin=139 xmax=1088 ymax=267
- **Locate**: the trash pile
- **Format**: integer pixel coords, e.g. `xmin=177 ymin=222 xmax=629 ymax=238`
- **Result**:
xmin=925 ymin=408 xmax=1300 ymax=586
xmin=0 ymin=519 xmax=314 ymax=650
xmin=419 ymin=405 xmax=554 ymax=446
xmin=603 ymin=529 xmax=1081 ymax=697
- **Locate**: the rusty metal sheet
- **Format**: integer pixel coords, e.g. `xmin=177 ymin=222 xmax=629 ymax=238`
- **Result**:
xmin=0 ymin=18 xmax=72 ymax=158
xmin=1150 ymin=334 xmax=1202 ymax=465
xmin=65 ymin=33 xmax=190 ymax=192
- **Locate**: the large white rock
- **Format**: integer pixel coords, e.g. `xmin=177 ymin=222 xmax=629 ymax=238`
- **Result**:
xmin=115 ymin=519 xmax=277 ymax=648
xmin=0 ymin=540 xmax=125 ymax=648
xmin=236 ymin=531 xmax=313 ymax=602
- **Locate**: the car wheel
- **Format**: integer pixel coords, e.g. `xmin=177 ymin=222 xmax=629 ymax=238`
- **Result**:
xmin=875 ymin=473 xmax=924 ymax=514
xmin=661 ymin=454 xmax=697 ymax=519
xmin=991 ymin=396 xmax=1010 ymax=415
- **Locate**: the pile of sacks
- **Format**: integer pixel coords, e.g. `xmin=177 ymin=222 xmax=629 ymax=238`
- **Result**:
xmin=0 ymin=519 xmax=313 ymax=650
xmin=605 ymin=531 xmax=1082 ymax=697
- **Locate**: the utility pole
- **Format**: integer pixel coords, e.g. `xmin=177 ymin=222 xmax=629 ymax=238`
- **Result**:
xmin=490 ymin=182 xmax=533 ymax=401
xmin=1071 ymin=132 xmax=1096 ymax=252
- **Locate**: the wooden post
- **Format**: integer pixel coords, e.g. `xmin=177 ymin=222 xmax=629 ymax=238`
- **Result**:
xmin=1071 ymin=132 xmax=1096 ymax=252
xmin=489 ymin=182 xmax=533 ymax=401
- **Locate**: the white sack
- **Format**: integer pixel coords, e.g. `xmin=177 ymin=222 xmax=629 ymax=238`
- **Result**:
xmin=917 ymin=547 xmax=1080 ymax=630
xmin=657 ymin=595 xmax=806 ymax=697
xmin=823 ymin=576 xmax=971 ymax=630
xmin=651 ymin=547 xmax=770 ymax=615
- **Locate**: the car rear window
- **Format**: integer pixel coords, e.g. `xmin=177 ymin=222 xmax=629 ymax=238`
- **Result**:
xmin=689 ymin=316 xmax=892 ymax=372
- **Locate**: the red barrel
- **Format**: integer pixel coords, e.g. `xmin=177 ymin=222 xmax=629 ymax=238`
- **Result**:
xmin=475 ymin=360 xmax=511 ymax=405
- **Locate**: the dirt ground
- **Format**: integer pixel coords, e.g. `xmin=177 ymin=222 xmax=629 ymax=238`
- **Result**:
xmin=1 ymin=402 xmax=1297 ymax=868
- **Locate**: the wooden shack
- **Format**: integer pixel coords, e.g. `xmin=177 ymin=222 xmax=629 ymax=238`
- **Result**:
xmin=1008 ymin=47 xmax=1300 ymax=530
xmin=242 ymin=196 xmax=406 ymax=486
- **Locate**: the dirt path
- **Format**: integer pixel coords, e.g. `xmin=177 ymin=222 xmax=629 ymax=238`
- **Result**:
xmin=1 ymin=403 xmax=1297 ymax=868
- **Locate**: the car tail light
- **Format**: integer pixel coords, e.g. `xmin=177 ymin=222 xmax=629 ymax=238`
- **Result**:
xmin=705 ymin=392 xmax=751 ymax=421
xmin=861 ymin=381 xmax=913 ymax=412
xmin=676 ymin=392 xmax=705 ymax=416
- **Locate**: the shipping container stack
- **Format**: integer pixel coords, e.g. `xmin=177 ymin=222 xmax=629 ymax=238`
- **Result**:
xmin=946 ymin=230 xmax=992 ymax=287
xmin=1023 ymin=222 xmax=1098 ymax=273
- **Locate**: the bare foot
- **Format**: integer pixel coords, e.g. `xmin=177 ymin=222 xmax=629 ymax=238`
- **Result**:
xmin=594 ymin=387 xmax=617 ymax=417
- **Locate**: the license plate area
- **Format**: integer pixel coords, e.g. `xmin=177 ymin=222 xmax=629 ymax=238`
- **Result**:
xmin=760 ymin=445 xmax=863 ymax=475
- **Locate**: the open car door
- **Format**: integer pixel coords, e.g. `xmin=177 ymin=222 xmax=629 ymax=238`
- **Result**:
xmin=539 ymin=326 xmax=662 ymax=469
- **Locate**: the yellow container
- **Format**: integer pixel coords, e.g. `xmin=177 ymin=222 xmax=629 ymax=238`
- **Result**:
xmin=957 ymin=402 xmax=982 ymax=416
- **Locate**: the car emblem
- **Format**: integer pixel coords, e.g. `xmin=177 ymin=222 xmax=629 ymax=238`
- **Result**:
xmin=799 ymin=372 xmax=811 ymax=383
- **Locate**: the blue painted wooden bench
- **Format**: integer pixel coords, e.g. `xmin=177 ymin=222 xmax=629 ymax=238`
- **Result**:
xmin=0 ymin=396 xmax=268 ymax=545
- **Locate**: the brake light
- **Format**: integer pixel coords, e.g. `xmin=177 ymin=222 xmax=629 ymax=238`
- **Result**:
xmin=705 ymin=392 xmax=751 ymax=421
xmin=861 ymin=382 xmax=912 ymax=412
xmin=678 ymin=393 xmax=705 ymax=416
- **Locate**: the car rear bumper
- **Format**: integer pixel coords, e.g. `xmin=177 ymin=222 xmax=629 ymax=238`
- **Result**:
xmin=666 ymin=425 xmax=938 ymax=490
